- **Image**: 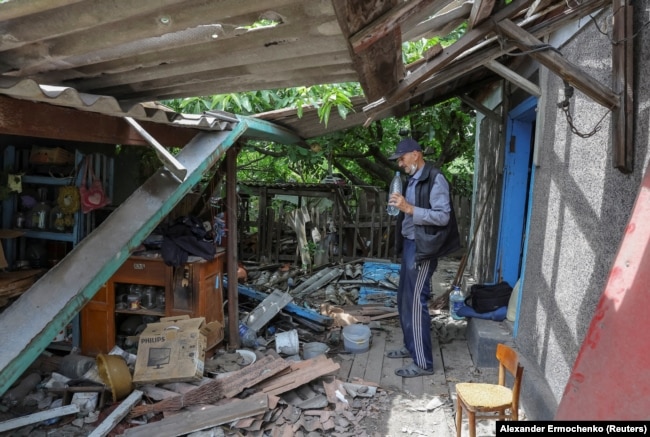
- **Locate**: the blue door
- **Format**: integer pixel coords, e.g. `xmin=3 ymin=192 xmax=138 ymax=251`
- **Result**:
xmin=494 ymin=97 xmax=537 ymax=286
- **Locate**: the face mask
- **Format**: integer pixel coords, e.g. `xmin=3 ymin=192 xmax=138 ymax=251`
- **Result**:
xmin=408 ymin=164 xmax=417 ymax=175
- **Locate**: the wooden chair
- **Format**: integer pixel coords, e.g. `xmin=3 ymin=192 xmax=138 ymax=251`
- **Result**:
xmin=455 ymin=343 xmax=524 ymax=437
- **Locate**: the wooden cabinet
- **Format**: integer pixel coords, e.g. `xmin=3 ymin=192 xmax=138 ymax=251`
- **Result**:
xmin=169 ymin=254 xmax=224 ymax=324
xmin=81 ymin=249 xmax=225 ymax=356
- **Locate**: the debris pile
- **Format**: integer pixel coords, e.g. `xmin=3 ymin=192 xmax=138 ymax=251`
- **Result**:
xmin=233 ymin=260 xmax=401 ymax=342
xmin=0 ymin=348 xmax=388 ymax=436
xmin=0 ymin=258 xmax=460 ymax=435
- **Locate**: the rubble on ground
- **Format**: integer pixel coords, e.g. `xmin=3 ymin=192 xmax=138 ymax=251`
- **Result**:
xmin=0 ymin=258 xmax=459 ymax=436
xmin=0 ymin=349 xmax=390 ymax=436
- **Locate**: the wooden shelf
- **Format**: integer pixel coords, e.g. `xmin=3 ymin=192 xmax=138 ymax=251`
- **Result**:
xmin=19 ymin=229 xmax=76 ymax=242
xmin=115 ymin=308 xmax=165 ymax=317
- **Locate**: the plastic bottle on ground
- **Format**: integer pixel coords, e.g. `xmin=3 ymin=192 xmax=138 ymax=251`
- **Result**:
xmin=238 ymin=321 xmax=258 ymax=348
xmin=450 ymin=285 xmax=466 ymax=320
xmin=387 ymin=171 xmax=402 ymax=216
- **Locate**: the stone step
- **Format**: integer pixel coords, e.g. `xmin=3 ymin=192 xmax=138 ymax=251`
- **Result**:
xmin=466 ymin=318 xmax=514 ymax=368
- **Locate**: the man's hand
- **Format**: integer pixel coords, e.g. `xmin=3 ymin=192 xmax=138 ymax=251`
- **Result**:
xmin=389 ymin=193 xmax=414 ymax=215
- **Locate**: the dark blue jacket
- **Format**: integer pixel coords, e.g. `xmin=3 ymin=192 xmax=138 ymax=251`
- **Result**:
xmin=395 ymin=162 xmax=460 ymax=262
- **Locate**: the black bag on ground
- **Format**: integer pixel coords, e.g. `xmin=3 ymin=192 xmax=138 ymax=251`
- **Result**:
xmin=464 ymin=282 xmax=513 ymax=313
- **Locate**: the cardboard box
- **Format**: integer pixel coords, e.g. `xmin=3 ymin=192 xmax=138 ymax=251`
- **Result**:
xmin=132 ymin=315 xmax=207 ymax=385
xmin=29 ymin=146 xmax=75 ymax=165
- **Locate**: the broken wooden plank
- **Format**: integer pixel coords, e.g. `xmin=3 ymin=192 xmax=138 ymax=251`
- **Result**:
xmin=485 ymin=59 xmax=541 ymax=97
xmin=129 ymin=354 xmax=289 ymax=418
xmin=369 ymin=311 xmax=399 ymax=321
xmin=0 ymin=404 xmax=79 ymax=433
xmin=218 ymin=355 xmax=291 ymax=398
xmin=468 ymin=0 xmax=496 ymax=29
xmin=256 ymin=355 xmax=341 ymax=396
xmin=139 ymin=385 xmax=181 ymax=401
xmin=88 ymin=390 xmax=143 ymax=437
xmin=123 ymin=393 xmax=269 ymax=437
xmin=363 ymin=0 xmax=531 ymax=117
xmin=350 ymin=0 xmax=452 ymax=53
xmin=322 ymin=377 xmax=346 ymax=404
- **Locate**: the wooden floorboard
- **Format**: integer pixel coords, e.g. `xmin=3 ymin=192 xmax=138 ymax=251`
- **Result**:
xmin=368 ymin=323 xmax=449 ymax=396
xmin=332 ymin=321 xmax=489 ymax=398
xmin=363 ymin=328 xmax=385 ymax=383
xmin=348 ymin=347 xmax=370 ymax=381
xmin=379 ymin=324 xmax=406 ymax=393
xmin=321 ymin=257 xmax=498 ymax=436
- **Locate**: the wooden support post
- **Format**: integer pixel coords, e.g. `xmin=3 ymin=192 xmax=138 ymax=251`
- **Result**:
xmin=259 ymin=187 xmax=268 ymax=262
xmin=226 ymin=145 xmax=240 ymax=349
xmin=612 ymin=0 xmax=634 ymax=173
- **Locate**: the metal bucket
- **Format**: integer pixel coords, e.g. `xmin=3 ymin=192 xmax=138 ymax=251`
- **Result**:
xmin=275 ymin=329 xmax=299 ymax=355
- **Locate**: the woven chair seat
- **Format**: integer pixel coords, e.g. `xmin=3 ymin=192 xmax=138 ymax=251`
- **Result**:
xmin=456 ymin=383 xmax=512 ymax=409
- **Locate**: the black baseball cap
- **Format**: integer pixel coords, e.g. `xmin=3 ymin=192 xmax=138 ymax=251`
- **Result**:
xmin=388 ymin=138 xmax=422 ymax=160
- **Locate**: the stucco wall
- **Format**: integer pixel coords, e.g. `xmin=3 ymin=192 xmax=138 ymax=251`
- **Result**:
xmin=516 ymin=2 xmax=650 ymax=416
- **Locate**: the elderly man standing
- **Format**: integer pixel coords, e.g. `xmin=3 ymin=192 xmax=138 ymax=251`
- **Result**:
xmin=386 ymin=138 xmax=460 ymax=377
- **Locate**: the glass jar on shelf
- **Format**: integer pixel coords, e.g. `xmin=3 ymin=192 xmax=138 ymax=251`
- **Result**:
xmin=14 ymin=211 xmax=25 ymax=229
xmin=141 ymin=286 xmax=158 ymax=309
xmin=49 ymin=205 xmax=66 ymax=232
xmin=27 ymin=187 xmax=51 ymax=230
xmin=30 ymin=199 xmax=51 ymax=230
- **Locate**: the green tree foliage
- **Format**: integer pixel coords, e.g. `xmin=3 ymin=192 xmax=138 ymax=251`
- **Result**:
xmin=163 ymin=34 xmax=474 ymax=198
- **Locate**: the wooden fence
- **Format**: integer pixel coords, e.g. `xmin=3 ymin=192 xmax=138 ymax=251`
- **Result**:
xmin=236 ymin=183 xmax=471 ymax=265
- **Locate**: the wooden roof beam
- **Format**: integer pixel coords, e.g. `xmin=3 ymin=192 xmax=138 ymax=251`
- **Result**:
xmin=485 ymin=59 xmax=541 ymax=97
xmin=468 ymin=0 xmax=496 ymax=29
xmin=364 ymin=0 xmax=608 ymax=119
xmin=459 ymin=94 xmax=501 ymax=122
xmin=402 ymin=0 xmax=473 ymax=42
xmin=526 ymin=0 xmax=556 ymax=18
xmin=0 ymin=95 xmax=198 ymax=147
xmin=363 ymin=0 xmax=532 ymax=121
xmin=332 ymin=0 xmax=403 ymax=103
xmin=349 ymin=0 xmax=454 ymax=53
xmin=496 ymin=18 xmax=619 ymax=109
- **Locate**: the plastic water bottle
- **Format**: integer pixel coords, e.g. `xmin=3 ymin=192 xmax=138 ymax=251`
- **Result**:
xmin=387 ymin=171 xmax=402 ymax=216
xmin=238 ymin=321 xmax=258 ymax=348
xmin=450 ymin=285 xmax=466 ymax=320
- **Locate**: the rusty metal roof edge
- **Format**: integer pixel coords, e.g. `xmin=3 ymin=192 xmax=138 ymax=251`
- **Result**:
xmin=0 ymin=77 xmax=239 ymax=131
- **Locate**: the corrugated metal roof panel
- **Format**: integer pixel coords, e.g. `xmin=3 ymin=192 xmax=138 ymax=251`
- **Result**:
xmin=0 ymin=78 xmax=238 ymax=131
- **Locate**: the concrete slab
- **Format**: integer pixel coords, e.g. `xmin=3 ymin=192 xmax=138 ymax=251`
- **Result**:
xmin=466 ymin=318 xmax=513 ymax=368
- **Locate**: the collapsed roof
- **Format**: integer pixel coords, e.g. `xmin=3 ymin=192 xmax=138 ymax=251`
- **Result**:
xmin=0 ymin=0 xmax=611 ymax=140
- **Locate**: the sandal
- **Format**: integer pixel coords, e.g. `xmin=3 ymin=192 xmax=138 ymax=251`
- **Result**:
xmin=386 ymin=348 xmax=410 ymax=359
xmin=395 ymin=362 xmax=434 ymax=378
